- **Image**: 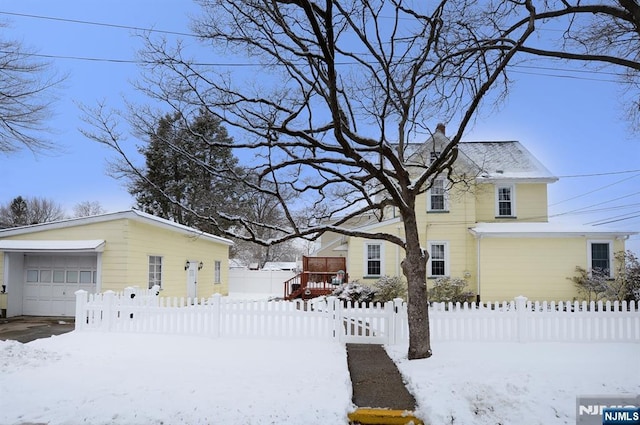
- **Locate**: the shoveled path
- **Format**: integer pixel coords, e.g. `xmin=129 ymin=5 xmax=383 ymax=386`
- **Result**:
xmin=346 ymin=343 xmax=422 ymax=424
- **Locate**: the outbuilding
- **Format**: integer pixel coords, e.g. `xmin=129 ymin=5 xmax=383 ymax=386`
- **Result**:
xmin=0 ymin=210 xmax=233 ymax=317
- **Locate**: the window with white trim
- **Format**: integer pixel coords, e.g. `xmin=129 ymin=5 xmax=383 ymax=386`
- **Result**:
xmin=148 ymin=255 xmax=163 ymax=289
xmin=588 ymin=241 xmax=613 ymax=278
xmin=214 ymin=260 xmax=221 ymax=284
xmin=428 ymin=179 xmax=448 ymax=212
xmin=496 ymin=185 xmax=515 ymax=217
xmin=427 ymin=242 xmax=449 ymax=277
xmin=365 ymin=243 xmax=383 ymax=277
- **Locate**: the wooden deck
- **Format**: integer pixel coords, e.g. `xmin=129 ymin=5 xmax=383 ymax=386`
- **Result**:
xmin=284 ymin=256 xmax=348 ymax=300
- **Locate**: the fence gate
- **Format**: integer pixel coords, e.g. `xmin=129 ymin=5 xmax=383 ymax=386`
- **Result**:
xmin=328 ymin=298 xmax=399 ymax=344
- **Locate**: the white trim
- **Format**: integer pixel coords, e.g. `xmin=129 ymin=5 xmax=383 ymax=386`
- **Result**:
xmin=427 ymin=241 xmax=449 ymax=277
xmin=468 ymin=222 xmax=636 ymax=239
xmin=0 ymin=210 xmax=233 ymax=246
xmin=363 ymin=242 xmax=384 ymax=277
xmin=587 ymin=240 xmax=614 ymax=278
xmin=495 ymin=184 xmax=516 ymax=217
xmin=0 ymin=240 xmax=105 ymax=253
xmin=427 ymin=178 xmax=449 ymax=212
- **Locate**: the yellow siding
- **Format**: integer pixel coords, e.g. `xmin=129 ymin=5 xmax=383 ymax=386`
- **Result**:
xmin=516 ymin=184 xmax=548 ymax=222
xmin=125 ymin=220 xmax=229 ymax=298
xmin=346 ymin=221 xmax=404 ymax=282
xmin=475 ymin=183 xmax=548 ymax=222
xmin=476 ymin=237 xmax=627 ymax=302
xmin=0 ymin=220 xmax=130 ymax=289
xmin=0 ymin=218 xmax=230 ymax=298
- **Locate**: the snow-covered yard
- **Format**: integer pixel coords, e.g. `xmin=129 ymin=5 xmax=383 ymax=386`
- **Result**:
xmin=0 ymin=331 xmax=638 ymax=425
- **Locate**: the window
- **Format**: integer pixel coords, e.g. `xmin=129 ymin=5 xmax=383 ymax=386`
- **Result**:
xmin=588 ymin=241 xmax=613 ymax=278
xmin=79 ymin=271 xmax=93 ymax=284
xmin=148 ymin=256 xmax=163 ymax=289
xmin=26 ymin=270 xmax=39 ymax=282
xmin=66 ymin=271 xmax=78 ymax=283
xmin=214 ymin=260 xmax=221 ymax=284
xmin=427 ymin=242 xmax=449 ymax=277
xmin=428 ymin=179 xmax=447 ymax=212
xmin=365 ymin=243 xmax=382 ymax=276
xmin=496 ymin=185 xmax=515 ymax=217
xmin=430 ymin=151 xmax=440 ymax=163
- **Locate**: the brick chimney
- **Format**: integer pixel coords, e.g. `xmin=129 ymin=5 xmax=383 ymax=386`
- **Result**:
xmin=436 ymin=123 xmax=446 ymax=135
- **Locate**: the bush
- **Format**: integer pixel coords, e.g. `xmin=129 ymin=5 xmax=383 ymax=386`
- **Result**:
xmin=428 ymin=277 xmax=475 ymax=303
xmin=331 ymin=281 xmax=376 ymax=303
xmin=568 ymin=251 xmax=640 ymax=302
xmin=568 ymin=266 xmax=609 ymax=303
xmin=372 ymin=276 xmax=407 ymax=303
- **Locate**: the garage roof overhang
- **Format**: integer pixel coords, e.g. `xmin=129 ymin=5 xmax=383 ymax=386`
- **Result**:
xmin=0 ymin=239 xmax=106 ymax=253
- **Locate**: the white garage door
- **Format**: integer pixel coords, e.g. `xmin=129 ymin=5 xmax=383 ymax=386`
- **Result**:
xmin=23 ymin=254 xmax=97 ymax=316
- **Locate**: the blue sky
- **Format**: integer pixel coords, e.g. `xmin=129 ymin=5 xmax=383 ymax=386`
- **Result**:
xmin=1 ymin=1 xmax=639 ymax=253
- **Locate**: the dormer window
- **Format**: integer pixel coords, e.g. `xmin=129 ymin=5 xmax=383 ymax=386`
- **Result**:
xmin=496 ymin=184 xmax=515 ymax=217
xmin=430 ymin=151 xmax=440 ymax=163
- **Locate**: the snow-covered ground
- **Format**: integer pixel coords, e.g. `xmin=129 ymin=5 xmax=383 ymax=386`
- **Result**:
xmin=0 ymin=332 xmax=638 ymax=425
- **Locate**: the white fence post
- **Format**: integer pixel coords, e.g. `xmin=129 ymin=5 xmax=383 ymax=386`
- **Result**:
xmin=211 ymin=293 xmax=221 ymax=338
xmin=514 ymin=296 xmax=529 ymax=342
xmin=74 ymin=290 xmax=88 ymax=330
xmin=102 ymin=290 xmax=116 ymax=332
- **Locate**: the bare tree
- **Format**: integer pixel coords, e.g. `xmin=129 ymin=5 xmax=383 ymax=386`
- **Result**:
xmin=73 ymin=201 xmax=106 ymax=217
xmin=83 ymin=0 xmax=539 ymax=359
xmin=0 ymin=25 xmax=63 ymax=154
xmin=0 ymin=196 xmax=65 ymax=226
xmin=502 ymin=0 xmax=640 ymax=129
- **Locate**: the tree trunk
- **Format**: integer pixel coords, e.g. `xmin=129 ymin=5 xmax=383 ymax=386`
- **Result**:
xmin=401 ymin=212 xmax=432 ymax=360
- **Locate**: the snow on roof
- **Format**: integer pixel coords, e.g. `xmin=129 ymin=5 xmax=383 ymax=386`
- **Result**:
xmin=0 ymin=239 xmax=106 ymax=252
xmin=0 ymin=209 xmax=233 ymax=246
xmin=458 ymin=141 xmax=557 ymax=182
xmin=405 ymin=138 xmax=557 ymax=182
xmin=469 ymin=221 xmax=637 ymax=238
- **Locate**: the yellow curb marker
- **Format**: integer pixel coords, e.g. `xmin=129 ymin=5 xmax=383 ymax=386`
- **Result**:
xmin=348 ymin=408 xmax=424 ymax=425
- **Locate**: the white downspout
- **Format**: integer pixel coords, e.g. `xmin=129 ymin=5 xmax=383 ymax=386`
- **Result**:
xmin=476 ymin=235 xmax=482 ymax=303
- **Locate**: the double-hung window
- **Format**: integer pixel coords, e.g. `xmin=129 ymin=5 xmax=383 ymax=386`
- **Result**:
xmin=427 ymin=242 xmax=448 ymax=277
xmin=588 ymin=241 xmax=613 ymax=278
xmin=365 ymin=243 xmax=382 ymax=277
xmin=428 ymin=179 xmax=447 ymax=212
xmin=496 ymin=185 xmax=515 ymax=217
xmin=148 ymin=255 xmax=163 ymax=289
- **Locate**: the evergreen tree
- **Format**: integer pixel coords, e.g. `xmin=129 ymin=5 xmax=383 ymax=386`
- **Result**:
xmin=130 ymin=109 xmax=239 ymax=232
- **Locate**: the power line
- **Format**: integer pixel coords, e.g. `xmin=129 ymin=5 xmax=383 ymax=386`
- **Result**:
xmin=555 ymin=169 xmax=640 ymax=178
xmin=550 ymin=172 xmax=640 ymax=206
xmin=592 ymin=213 xmax=640 ymax=226
xmin=0 ymin=10 xmax=635 ymax=83
xmin=0 ymin=10 xmax=196 ymax=38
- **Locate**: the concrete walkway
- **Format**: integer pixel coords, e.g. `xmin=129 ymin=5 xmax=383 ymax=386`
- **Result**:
xmin=346 ymin=344 xmax=423 ymax=424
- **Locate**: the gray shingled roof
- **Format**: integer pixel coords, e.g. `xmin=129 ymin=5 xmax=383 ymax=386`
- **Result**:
xmin=458 ymin=141 xmax=557 ymax=181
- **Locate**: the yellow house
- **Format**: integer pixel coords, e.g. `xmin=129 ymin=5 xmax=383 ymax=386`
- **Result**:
xmin=0 ymin=210 xmax=233 ymax=317
xmin=314 ymin=129 xmax=637 ymax=302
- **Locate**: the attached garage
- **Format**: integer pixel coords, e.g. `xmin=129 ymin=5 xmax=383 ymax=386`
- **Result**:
xmin=0 ymin=240 xmax=104 ymax=317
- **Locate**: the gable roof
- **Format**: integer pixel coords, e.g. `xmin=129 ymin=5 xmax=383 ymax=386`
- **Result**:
xmin=458 ymin=141 xmax=557 ymax=182
xmin=0 ymin=209 xmax=234 ymax=246
xmin=404 ymin=132 xmax=557 ymax=183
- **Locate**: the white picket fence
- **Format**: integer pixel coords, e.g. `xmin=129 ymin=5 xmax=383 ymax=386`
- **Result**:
xmin=74 ymin=290 xmax=640 ymax=344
